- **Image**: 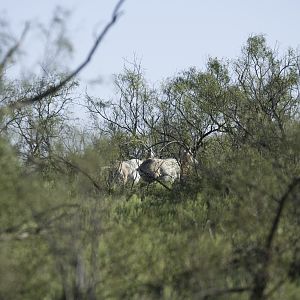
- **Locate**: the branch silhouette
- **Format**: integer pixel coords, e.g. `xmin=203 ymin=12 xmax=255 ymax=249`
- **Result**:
xmin=250 ymin=176 xmax=300 ymax=300
xmin=4 ymin=0 xmax=125 ymax=111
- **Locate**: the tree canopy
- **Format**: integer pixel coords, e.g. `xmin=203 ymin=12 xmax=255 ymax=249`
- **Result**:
xmin=0 ymin=7 xmax=299 ymax=300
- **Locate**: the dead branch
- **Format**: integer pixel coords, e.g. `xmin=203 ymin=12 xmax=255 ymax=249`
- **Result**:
xmin=4 ymin=0 xmax=125 ymax=111
xmin=0 ymin=22 xmax=30 ymax=75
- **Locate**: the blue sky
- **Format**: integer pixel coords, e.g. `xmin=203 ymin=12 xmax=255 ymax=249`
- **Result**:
xmin=2 ymin=0 xmax=300 ymax=101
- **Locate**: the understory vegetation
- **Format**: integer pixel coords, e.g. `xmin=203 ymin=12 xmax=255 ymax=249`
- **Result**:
xmin=0 ymin=11 xmax=299 ymax=300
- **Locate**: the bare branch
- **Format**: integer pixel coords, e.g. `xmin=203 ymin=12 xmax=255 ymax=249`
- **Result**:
xmin=5 ymin=0 xmax=125 ymax=111
xmin=250 ymin=176 xmax=300 ymax=300
xmin=265 ymin=177 xmax=300 ymax=250
xmin=199 ymin=286 xmax=251 ymax=299
xmin=0 ymin=22 xmax=30 ymax=74
xmin=0 ymin=204 xmax=79 ymax=239
xmin=54 ymin=155 xmax=102 ymax=192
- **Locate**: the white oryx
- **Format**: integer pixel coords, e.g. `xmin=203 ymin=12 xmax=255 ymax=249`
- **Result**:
xmin=109 ymin=158 xmax=143 ymax=186
xmin=137 ymin=158 xmax=180 ymax=183
xmin=137 ymin=149 xmax=197 ymax=184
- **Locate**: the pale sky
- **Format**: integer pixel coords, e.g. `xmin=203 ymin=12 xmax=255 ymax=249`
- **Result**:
xmin=2 ymin=0 xmax=300 ymax=103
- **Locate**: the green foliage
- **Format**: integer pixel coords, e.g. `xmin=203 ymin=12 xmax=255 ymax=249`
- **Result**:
xmin=1 ymin=30 xmax=300 ymax=300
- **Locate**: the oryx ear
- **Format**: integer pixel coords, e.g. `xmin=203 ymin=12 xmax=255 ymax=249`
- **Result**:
xmin=147 ymin=147 xmax=155 ymax=158
xmin=181 ymin=147 xmax=196 ymax=163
